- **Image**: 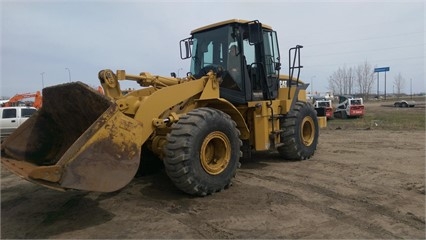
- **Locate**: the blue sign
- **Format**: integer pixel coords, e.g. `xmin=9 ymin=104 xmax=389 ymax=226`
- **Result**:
xmin=374 ymin=67 xmax=390 ymax=72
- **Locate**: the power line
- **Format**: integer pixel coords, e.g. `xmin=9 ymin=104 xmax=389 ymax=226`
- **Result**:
xmin=304 ymin=43 xmax=425 ymax=58
xmin=303 ymin=31 xmax=424 ymax=48
xmin=288 ymin=14 xmax=423 ymax=40
xmin=306 ymin=56 xmax=424 ymax=69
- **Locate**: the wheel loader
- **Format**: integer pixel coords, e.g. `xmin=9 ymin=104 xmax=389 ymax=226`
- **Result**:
xmin=1 ymin=19 xmax=326 ymax=196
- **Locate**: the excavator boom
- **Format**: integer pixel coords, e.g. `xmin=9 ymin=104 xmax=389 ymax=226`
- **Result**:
xmin=3 ymin=91 xmax=42 ymax=109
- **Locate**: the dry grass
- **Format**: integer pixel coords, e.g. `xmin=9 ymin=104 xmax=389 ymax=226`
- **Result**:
xmin=325 ymin=96 xmax=425 ymax=131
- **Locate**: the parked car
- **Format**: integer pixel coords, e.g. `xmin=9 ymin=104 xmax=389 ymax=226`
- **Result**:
xmin=394 ymin=100 xmax=416 ymax=108
xmin=0 ymin=106 xmax=37 ymax=141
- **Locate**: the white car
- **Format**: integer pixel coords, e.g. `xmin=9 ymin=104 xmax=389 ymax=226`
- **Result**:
xmin=394 ymin=100 xmax=415 ymax=108
xmin=0 ymin=106 xmax=37 ymax=141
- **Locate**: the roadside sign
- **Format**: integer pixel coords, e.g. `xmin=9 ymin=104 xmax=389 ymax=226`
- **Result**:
xmin=374 ymin=67 xmax=390 ymax=72
xmin=375 ymin=66 xmax=390 ymax=100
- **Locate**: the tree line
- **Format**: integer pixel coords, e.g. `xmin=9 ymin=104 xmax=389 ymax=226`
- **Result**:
xmin=328 ymin=61 xmax=405 ymax=100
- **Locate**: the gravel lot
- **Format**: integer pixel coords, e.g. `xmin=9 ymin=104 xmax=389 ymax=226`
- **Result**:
xmin=1 ymin=103 xmax=425 ymax=239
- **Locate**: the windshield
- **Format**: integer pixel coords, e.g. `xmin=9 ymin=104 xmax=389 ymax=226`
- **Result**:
xmin=190 ymin=25 xmax=244 ymax=91
xmin=317 ymin=101 xmax=330 ymax=108
xmin=191 ymin=26 xmax=230 ymax=76
xmin=350 ymin=99 xmax=362 ymax=105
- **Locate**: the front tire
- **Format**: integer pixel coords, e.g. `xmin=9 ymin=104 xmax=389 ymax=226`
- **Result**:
xmin=163 ymin=107 xmax=241 ymax=196
xmin=278 ymin=102 xmax=319 ymax=160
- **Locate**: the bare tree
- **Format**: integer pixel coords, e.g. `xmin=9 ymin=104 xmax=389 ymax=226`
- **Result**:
xmin=347 ymin=67 xmax=354 ymax=95
xmin=328 ymin=68 xmax=343 ymax=95
xmin=393 ymin=73 xmax=405 ymax=98
xmin=328 ymin=65 xmax=354 ymax=96
xmin=329 ymin=61 xmax=375 ymax=99
xmin=355 ymin=61 xmax=375 ymax=100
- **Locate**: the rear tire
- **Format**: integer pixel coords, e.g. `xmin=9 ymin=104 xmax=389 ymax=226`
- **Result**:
xmin=163 ymin=107 xmax=241 ymax=196
xmin=278 ymin=102 xmax=319 ymax=160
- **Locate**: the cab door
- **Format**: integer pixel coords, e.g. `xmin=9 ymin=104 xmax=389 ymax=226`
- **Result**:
xmin=0 ymin=108 xmax=19 ymax=140
xmin=242 ymin=24 xmax=281 ymax=101
xmin=262 ymin=30 xmax=281 ymax=100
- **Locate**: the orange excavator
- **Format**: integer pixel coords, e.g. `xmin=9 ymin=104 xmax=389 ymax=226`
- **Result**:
xmin=2 ymin=91 xmax=42 ymax=109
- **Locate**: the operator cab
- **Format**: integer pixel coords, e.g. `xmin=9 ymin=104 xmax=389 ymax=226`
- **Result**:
xmin=180 ymin=19 xmax=281 ymax=104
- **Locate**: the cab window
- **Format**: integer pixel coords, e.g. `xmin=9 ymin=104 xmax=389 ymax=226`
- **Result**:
xmin=2 ymin=109 xmax=17 ymax=119
xmin=21 ymin=108 xmax=37 ymax=117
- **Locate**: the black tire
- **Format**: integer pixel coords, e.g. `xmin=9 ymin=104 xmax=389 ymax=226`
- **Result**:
xmin=163 ymin=107 xmax=241 ymax=196
xmin=333 ymin=112 xmax=338 ymax=118
xmin=278 ymin=102 xmax=319 ymax=160
xmin=402 ymin=102 xmax=408 ymax=108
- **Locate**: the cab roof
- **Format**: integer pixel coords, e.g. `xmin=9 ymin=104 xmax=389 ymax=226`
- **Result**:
xmin=191 ymin=19 xmax=272 ymax=34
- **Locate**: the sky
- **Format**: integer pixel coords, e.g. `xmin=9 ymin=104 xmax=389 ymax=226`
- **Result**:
xmin=1 ymin=0 xmax=424 ymax=99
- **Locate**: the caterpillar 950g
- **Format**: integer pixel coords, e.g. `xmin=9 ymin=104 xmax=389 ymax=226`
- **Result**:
xmin=1 ymin=19 xmax=326 ymax=196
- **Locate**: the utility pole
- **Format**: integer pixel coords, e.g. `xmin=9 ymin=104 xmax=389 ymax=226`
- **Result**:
xmin=65 ymin=68 xmax=72 ymax=82
xmin=376 ymin=72 xmax=379 ymax=98
xmin=177 ymin=68 xmax=183 ymax=78
xmin=40 ymin=72 xmax=45 ymax=89
xmin=384 ymin=71 xmax=387 ymax=100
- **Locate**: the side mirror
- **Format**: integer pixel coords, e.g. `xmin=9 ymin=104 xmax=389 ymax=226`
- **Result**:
xmin=180 ymin=38 xmax=192 ymax=59
xmin=248 ymin=21 xmax=262 ymax=45
xmin=275 ymin=62 xmax=281 ymax=71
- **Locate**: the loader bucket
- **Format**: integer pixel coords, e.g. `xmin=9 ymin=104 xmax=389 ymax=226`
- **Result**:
xmin=1 ymin=82 xmax=143 ymax=192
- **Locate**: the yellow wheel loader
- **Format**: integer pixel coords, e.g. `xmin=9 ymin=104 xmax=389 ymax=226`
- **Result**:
xmin=1 ymin=19 xmax=326 ymax=196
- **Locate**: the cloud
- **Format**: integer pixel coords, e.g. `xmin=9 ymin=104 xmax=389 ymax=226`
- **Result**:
xmin=1 ymin=1 xmax=424 ymax=97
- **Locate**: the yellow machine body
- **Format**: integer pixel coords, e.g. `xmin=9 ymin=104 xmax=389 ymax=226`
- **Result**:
xmin=1 ymin=19 xmax=325 ymax=195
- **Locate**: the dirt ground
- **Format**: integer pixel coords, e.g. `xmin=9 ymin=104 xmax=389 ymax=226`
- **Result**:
xmin=1 ymin=103 xmax=425 ymax=239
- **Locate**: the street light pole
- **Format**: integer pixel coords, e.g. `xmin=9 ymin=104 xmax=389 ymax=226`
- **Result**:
xmin=65 ymin=68 xmax=71 ymax=82
xmin=40 ymin=72 xmax=45 ymax=89
xmin=310 ymin=75 xmax=316 ymax=95
xmin=177 ymin=68 xmax=183 ymax=78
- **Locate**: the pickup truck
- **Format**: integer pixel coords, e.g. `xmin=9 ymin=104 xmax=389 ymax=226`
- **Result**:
xmin=0 ymin=106 xmax=37 ymax=141
xmin=394 ymin=100 xmax=416 ymax=108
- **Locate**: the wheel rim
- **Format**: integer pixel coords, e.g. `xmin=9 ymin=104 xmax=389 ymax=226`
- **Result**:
xmin=200 ymin=131 xmax=231 ymax=175
xmin=301 ymin=116 xmax=315 ymax=146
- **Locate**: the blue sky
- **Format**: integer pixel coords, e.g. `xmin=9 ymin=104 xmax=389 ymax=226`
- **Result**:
xmin=1 ymin=0 xmax=424 ymax=98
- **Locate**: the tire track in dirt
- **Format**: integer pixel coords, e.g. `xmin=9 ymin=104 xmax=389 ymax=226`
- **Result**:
xmin=145 ymin=203 xmax=237 ymax=239
xmin=243 ymin=163 xmax=425 ymax=225
xmin=269 ymin=158 xmax=425 ymax=198
xmin=241 ymin=155 xmax=423 ymax=204
xmin=1 ymin=130 xmax=424 ymax=239
xmin=114 ymin=178 xmax=237 ymax=239
xmin=237 ymin=170 xmax=424 ymax=238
